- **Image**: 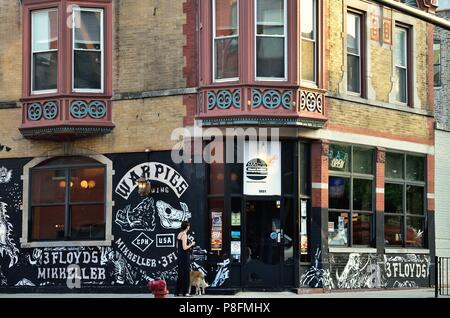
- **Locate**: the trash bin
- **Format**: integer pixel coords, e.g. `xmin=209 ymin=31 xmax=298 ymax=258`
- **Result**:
xmin=147 ymin=279 xmax=169 ymax=298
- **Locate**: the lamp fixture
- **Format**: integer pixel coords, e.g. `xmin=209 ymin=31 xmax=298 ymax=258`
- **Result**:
xmin=137 ymin=148 xmax=152 ymax=197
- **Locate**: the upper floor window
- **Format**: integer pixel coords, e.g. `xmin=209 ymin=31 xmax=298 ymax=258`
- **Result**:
xmin=394 ymin=26 xmax=409 ymax=104
xmin=434 ymin=40 xmax=441 ymax=87
xmin=31 ymin=9 xmax=58 ymax=94
xmin=213 ymin=0 xmax=239 ymax=81
xmin=30 ymin=157 xmax=106 ymax=242
xmin=347 ymin=12 xmax=363 ymax=95
xmin=300 ymin=0 xmax=317 ymax=83
xmin=255 ymin=0 xmax=287 ymax=80
xmin=73 ymin=8 xmax=104 ymax=92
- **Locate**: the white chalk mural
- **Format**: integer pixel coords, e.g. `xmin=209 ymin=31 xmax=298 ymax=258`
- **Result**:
xmin=0 ymin=202 xmax=18 ymax=268
xmin=211 ymin=259 xmax=230 ymax=288
xmin=0 ymin=167 xmax=12 ymax=184
xmin=115 ymin=197 xmax=157 ymax=233
xmin=300 ymin=249 xmax=334 ymax=289
xmin=156 ymin=201 xmax=191 ymax=229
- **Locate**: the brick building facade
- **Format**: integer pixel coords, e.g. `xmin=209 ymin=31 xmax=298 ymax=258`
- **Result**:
xmin=0 ymin=0 xmax=438 ymax=293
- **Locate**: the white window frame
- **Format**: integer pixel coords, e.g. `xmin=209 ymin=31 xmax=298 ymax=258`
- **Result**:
xmin=31 ymin=8 xmax=58 ymax=95
xmin=254 ymin=0 xmax=288 ymax=82
xmin=72 ymin=7 xmax=104 ymax=94
xmin=346 ymin=12 xmax=362 ymax=96
xmin=300 ymin=0 xmax=317 ymax=85
xmin=433 ymin=40 xmax=441 ymax=88
xmin=213 ymin=0 xmax=240 ymax=83
xmin=395 ymin=26 xmax=408 ymax=105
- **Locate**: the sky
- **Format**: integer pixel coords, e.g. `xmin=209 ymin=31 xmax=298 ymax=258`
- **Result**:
xmin=439 ymin=0 xmax=450 ymax=10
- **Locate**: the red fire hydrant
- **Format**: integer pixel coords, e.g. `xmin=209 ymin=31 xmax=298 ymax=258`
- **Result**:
xmin=147 ymin=279 xmax=169 ymax=298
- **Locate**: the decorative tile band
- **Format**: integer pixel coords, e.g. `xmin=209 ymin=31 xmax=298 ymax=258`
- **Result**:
xmin=300 ymin=90 xmax=323 ymax=113
xmin=70 ymin=100 xmax=107 ymax=119
xmin=27 ymin=101 xmax=59 ymax=121
xmin=42 ymin=101 xmax=58 ymax=120
xmin=27 ymin=103 xmax=43 ymax=121
xmin=207 ymin=89 xmax=241 ymax=110
xmin=252 ymin=89 xmax=293 ymax=110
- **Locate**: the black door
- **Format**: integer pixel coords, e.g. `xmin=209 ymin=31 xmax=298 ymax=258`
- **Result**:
xmin=244 ymin=199 xmax=283 ymax=289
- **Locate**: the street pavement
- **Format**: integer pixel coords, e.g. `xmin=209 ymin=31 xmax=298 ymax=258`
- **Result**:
xmin=0 ymin=288 xmax=448 ymax=298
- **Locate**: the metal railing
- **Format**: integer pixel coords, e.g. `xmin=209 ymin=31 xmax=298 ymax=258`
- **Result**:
xmin=436 ymin=257 xmax=450 ymax=297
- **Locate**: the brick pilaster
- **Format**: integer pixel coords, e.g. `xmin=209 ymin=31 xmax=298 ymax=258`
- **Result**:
xmin=375 ymin=147 xmax=386 ymax=252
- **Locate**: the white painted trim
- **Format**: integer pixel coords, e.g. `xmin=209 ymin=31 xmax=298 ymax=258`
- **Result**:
xmin=385 ymin=248 xmax=430 ymax=254
xmin=427 ymin=193 xmax=435 ymax=199
xmin=312 ymin=182 xmax=328 ymax=189
xmin=376 ymin=188 xmax=385 ymax=194
xmin=22 ymin=241 xmax=112 ymax=249
xmin=329 ymin=247 xmax=378 ymax=254
xmin=298 ymin=129 xmax=434 ymax=155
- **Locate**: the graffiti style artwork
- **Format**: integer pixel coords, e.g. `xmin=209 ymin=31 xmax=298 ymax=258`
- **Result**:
xmin=115 ymin=198 xmax=157 ymax=233
xmin=0 ymin=167 xmax=12 ymax=184
xmin=300 ymin=249 xmax=334 ymax=289
xmin=0 ymin=202 xmax=19 ymax=268
xmin=15 ymin=278 xmax=36 ymax=287
xmin=211 ymin=259 xmax=230 ymax=288
xmin=335 ymin=253 xmax=385 ymax=289
xmin=156 ymin=201 xmax=191 ymax=230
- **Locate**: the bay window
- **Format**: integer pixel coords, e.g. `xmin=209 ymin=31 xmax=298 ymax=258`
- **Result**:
xmin=255 ymin=0 xmax=287 ymax=80
xmin=394 ymin=26 xmax=409 ymax=104
xmin=31 ymin=9 xmax=58 ymax=94
xmin=213 ymin=0 xmax=239 ymax=81
xmin=385 ymin=152 xmax=426 ymax=248
xmin=300 ymin=0 xmax=317 ymax=83
xmin=73 ymin=8 xmax=104 ymax=92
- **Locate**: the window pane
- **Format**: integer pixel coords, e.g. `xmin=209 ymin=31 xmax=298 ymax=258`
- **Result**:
xmin=283 ymin=198 xmax=295 ymax=264
xmin=434 ymin=65 xmax=441 ymax=87
xmin=347 ymin=13 xmax=360 ymax=55
xmin=33 ymin=52 xmax=58 ymax=91
xmin=229 ymin=162 xmax=243 ymax=194
xmin=301 ymin=39 xmax=315 ymax=82
xmin=386 ymin=152 xmax=404 ymax=179
xmin=395 ymin=67 xmax=407 ymax=103
xmin=353 ymin=179 xmax=373 ymax=211
xmin=31 ymin=206 xmax=65 ymax=241
xmin=257 ymin=0 xmax=285 ymax=35
xmin=301 ymin=0 xmax=315 ymax=39
xmin=395 ymin=28 xmax=407 ymax=67
xmin=256 ymin=37 xmax=285 ymax=78
xmin=328 ymin=212 xmax=349 ymax=246
xmin=31 ymin=169 xmax=66 ymax=205
xmin=406 ymin=185 xmax=424 ymax=215
xmin=209 ymin=162 xmax=225 ymax=195
xmin=300 ymin=143 xmax=311 ymax=196
xmin=215 ymin=37 xmax=239 ymax=79
xmin=70 ymin=167 xmax=105 ymax=203
xmin=282 ymin=142 xmax=295 ymax=195
xmin=71 ymin=205 xmax=105 ymax=240
xmin=433 ymin=43 xmax=441 ymax=65
xmin=406 ymin=217 xmax=425 ymax=247
xmin=74 ymin=10 xmax=101 ymax=50
xmin=406 ymin=155 xmax=425 ymax=182
xmin=329 ymin=177 xmax=350 ymax=210
xmin=347 ymin=54 xmax=360 ymax=93
xmin=353 ymin=213 xmax=371 ymax=245
xmin=385 ymin=183 xmax=403 ymax=214
xmin=74 ymin=51 xmax=101 ymax=90
xmin=328 ymin=144 xmax=351 ymax=172
xmin=32 ymin=10 xmax=58 ymax=52
xmin=215 ymin=0 xmax=238 ymax=37
xmin=385 ymin=215 xmax=403 ymax=246
xmin=353 ymin=148 xmax=373 ymax=174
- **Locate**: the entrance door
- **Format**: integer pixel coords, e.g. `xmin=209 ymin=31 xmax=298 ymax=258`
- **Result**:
xmin=244 ymin=199 xmax=282 ymax=289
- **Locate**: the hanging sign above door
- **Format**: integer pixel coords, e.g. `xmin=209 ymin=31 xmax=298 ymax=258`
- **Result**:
xmin=243 ymin=141 xmax=281 ymax=196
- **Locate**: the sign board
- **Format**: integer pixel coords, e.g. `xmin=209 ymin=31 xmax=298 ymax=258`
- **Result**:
xmin=244 ymin=141 xmax=281 ymax=196
xmin=211 ymin=211 xmax=223 ymax=251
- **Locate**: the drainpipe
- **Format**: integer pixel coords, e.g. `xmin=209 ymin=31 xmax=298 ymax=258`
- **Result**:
xmin=371 ymin=0 xmax=450 ymax=30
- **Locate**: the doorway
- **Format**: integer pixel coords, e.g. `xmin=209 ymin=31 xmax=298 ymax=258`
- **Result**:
xmin=244 ymin=199 xmax=284 ymax=289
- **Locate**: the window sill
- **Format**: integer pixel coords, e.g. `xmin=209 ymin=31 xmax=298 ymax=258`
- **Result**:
xmin=329 ymin=247 xmax=378 ymax=254
xmin=20 ymin=238 xmax=114 ymax=249
xmin=327 ymin=93 xmax=434 ymax=117
xmin=385 ymin=248 xmax=430 ymax=254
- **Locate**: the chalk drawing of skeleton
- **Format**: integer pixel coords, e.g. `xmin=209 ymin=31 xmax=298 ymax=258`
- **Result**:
xmin=211 ymin=259 xmax=230 ymax=287
xmin=335 ymin=253 xmax=385 ymax=289
xmin=300 ymin=249 xmax=334 ymax=289
xmin=115 ymin=198 xmax=156 ymax=232
xmin=101 ymin=248 xmax=136 ymax=285
xmin=156 ymin=201 xmax=191 ymax=229
xmin=0 ymin=202 xmax=19 ymax=268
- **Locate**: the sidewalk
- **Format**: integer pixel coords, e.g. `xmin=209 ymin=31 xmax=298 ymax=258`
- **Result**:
xmin=0 ymin=288 xmax=447 ymax=298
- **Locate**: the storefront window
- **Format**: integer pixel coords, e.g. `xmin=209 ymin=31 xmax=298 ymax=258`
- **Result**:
xmin=328 ymin=145 xmax=374 ymax=247
xmin=30 ymin=157 xmax=106 ymax=241
xmin=384 ymin=153 xmax=426 ymax=248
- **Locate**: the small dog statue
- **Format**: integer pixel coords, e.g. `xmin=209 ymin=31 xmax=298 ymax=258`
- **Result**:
xmin=189 ymin=271 xmax=209 ymax=296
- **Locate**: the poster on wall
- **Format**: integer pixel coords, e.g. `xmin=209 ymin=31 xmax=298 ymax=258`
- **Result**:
xmin=243 ymin=141 xmax=281 ymax=196
xmin=211 ymin=211 xmax=223 ymax=251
